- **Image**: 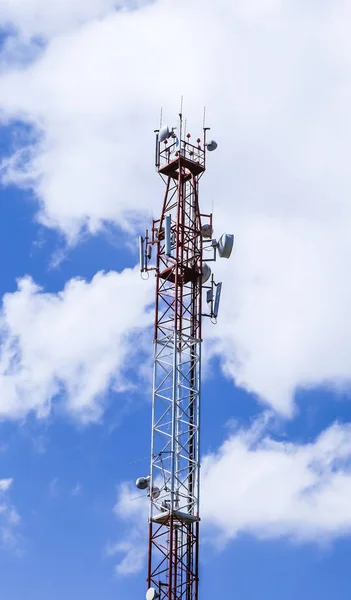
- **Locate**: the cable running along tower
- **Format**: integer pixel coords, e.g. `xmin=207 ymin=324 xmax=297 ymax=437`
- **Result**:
xmin=137 ymin=112 xmax=233 ymax=600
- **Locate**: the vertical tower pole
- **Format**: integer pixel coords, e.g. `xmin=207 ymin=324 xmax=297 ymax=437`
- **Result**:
xmin=140 ymin=118 xmax=230 ymax=600
xmin=147 ymin=125 xmax=205 ymax=600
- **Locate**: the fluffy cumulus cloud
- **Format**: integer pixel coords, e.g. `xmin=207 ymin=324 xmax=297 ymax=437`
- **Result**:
xmin=0 ymin=0 xmax=152 ymax=40
xmin=0 ymin=268 xmax=152 ymax=422
xmin=112 ymin=419 xmax=351 ymax=575
xmin=202 ymin=418 xmax=351 ymax=542
xmin=0 ymin=0 xmax=351 ymax=413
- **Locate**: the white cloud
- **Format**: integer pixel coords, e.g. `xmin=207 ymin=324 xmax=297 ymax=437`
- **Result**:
xmin=111 ymin=419 xmax=351 ymax=574
xmin=107 ymin=536 xmax=146 ymax=576
xmin=0 ymin=0 xmax=351 ymax=413
xmin=109 ymin=482 xmax=148 ymax=575
xmin=0 ymin=479 xmax=12 ymax=492
xmin=202 ymin=418 xmax=351 ymax=543
xmin=0 ymin=478 xmax=21 ymax=553
xmin=0 ymin=267 xmax=152 ymax=422
xmin=0 ymin=0 xmax=118 ymax=40
xmin=207 ymin=218 xmax=351 ymax=416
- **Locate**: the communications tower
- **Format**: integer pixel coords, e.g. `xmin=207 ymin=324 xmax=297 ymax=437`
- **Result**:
xmin=137 ymin=112 xmax=233 ymax=600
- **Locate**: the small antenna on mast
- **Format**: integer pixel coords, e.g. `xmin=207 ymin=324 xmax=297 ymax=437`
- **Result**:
xmin=160 ymin=107 xmax=163 ymax=129
xmin=179 ymin=96 xmax=183 ymax=141
xmin=203 ymin=106 xmax=206 ymax=129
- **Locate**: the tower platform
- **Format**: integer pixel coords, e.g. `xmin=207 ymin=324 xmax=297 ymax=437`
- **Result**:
xmin=158 ymin=155 xmax=205 ymax=179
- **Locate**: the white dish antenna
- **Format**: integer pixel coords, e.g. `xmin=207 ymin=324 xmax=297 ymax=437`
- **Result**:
xmin=159 ymin=125 xmax=170 ymax=143
xmin=201 ymin=223 xmax=213 ymax=238
xmin=206 ymin=140 xmax=218 ymax=152
xmin=146 ymin=588 xmax=160 ymax=600
xmin=159 ymin=125 xmax=176 ymax=143
xmin=202 ymin=263 xmax=212 ymax=284
xmin=218 ymin=233 xmax=234 ymax=259
xmin=151 ymin=486 xmax=160 ymax=500
xmin=136 ymin=476 xmax=150 ymax=490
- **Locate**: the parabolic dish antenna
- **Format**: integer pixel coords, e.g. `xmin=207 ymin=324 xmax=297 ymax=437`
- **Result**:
xmin=202 ymin=263 xmax=212 ymax=284
xmin=218 ymin=233 xmax=234 ymax=259
xmin=136 ymin=476 xmax=149 ymax=490
xmin=201 ymin=223 xmax=213 ymax=238
xmin=206 ymin=139 xmax=218 ymax=151
xmin=159 ymin=124 xmax=170 ymax=143
xmin=151 ymin=486 xmax=160 ymax=500
xmin=146 ymin=588 xmax=160 ymax=600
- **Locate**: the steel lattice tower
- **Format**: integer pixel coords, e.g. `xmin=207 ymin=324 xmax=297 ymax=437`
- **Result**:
xmin=138 ymin=113 xmax=233 ymax=600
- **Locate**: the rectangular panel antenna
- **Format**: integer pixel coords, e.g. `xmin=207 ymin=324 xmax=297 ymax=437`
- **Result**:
xmin=139 ymin=236 xmax=145 ymax=271
xmin=213 ymin=282 xmax=222 ymax=318
xmin=206 ymin=289 xmax=213 ymax=305
xmin=155 ymin=133 xmax=160 ymax=168
xmin=165 ymin=215 xmax=172 ymax=256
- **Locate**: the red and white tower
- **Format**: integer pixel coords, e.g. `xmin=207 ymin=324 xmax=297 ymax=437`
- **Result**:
xmin=137 ymin=112 xmax=233 ymax=600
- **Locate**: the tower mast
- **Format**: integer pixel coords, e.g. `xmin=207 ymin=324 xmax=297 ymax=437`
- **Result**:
xmin=138 ymin=112 xmax=233 ymax=600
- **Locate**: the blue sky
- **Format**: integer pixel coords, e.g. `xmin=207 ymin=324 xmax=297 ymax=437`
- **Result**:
xmin=1 ymin=1 xmax=351 ymax=598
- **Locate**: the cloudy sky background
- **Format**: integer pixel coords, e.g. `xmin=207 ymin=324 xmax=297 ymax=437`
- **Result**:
xmin=0 ymin=1 xmax=351 ymax=598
